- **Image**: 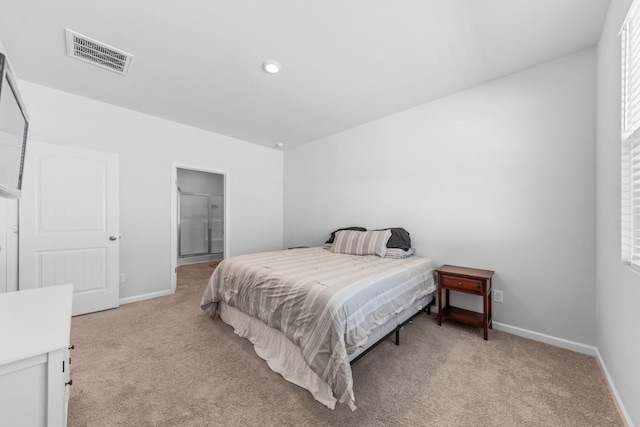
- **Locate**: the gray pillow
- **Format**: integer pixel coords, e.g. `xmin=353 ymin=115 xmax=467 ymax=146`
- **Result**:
xmin=330 ymin=229 xmax=392 ymax=257
xmin=325 ymin=226 xmax=367 ymax=244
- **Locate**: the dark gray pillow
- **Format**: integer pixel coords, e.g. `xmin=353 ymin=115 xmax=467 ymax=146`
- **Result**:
xmin=326 ymin=227 xmax=367 ymax=244
xmin=376 ymin=227 xmax=411 ymax=250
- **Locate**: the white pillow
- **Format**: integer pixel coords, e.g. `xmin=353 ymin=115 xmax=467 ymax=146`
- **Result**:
xmin=330 ymin=229 xmax=392 ymax=257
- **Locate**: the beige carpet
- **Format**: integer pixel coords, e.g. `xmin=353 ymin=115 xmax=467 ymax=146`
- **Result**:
xmin=67 ymin=262 xmax=624 ymax=426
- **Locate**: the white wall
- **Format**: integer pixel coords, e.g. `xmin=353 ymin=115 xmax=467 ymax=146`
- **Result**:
xmin=18 ymin=81 xmax=283 ymax=300
xmin=597 ymin=0 xmax=639 ymax=425
xmin=285 ymin=48 xmax=597 ymax=345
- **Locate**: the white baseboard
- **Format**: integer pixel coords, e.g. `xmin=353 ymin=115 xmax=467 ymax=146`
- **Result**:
xmin=493 ymin=321 xmax=633 ymax=427
xmin=119 ymin=289 xmax=173 ymax=305
xmin=594 ymin=348 xmax=635 ymax=427
xmin=492 ymin=321 xmax=596 ymax=355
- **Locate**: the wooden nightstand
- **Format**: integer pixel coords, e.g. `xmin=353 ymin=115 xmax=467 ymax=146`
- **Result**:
xmin=436 ymin=265 xmax=495 ymax=340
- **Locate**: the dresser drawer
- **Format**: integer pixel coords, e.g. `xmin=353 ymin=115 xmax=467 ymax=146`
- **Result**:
xmin=441 ymin=275 xmax=483 ymax=293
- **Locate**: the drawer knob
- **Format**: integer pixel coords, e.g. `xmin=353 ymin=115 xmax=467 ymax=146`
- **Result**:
xmin=458 ymin=282 xmax=463 ymax=286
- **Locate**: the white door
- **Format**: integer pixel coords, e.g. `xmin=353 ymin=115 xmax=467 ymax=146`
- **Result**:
xmin=19 ymin=141 xmax=119 ymax=315
xmin=0 ymin=197 xmax=19 ymax=293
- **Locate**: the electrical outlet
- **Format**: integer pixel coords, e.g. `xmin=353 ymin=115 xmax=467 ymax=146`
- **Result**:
xmin=119 ymin=273 xmax=126 ymax=284
xmin=494 ymin=290 xmax=503 ymax=303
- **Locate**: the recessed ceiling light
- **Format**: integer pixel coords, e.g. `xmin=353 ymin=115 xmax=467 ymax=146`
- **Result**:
xmin=262 ymin=60 xmax=281 ymax=74
xmin=275 ymin=142 xmax=284 ymax=148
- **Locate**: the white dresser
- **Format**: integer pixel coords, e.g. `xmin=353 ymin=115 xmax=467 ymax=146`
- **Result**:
xmin=0 ymin=284 xmax=73 ymax=427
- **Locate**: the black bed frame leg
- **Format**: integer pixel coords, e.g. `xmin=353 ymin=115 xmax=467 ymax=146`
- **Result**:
xmin=426 ymin=298 xmax=434 ymax=315
xmin=395 ymin=329 xmax=400 ymax=345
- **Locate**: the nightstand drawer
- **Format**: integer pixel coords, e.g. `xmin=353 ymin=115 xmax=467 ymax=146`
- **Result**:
xmin=441 ymin=275 xmax=483 ymax=292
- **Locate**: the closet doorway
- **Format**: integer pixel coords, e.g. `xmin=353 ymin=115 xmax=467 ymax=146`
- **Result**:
xmin=170 ymin=164 xmax=228 ymax=293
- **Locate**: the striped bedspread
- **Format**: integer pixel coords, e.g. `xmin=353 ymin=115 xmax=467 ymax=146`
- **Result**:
xmin=200 ymin=247 xmax=436 ymax=409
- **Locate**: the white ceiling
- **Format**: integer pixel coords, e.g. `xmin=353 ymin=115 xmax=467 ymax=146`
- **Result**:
xmin=0 ymin=0 xmax=610 ymax=150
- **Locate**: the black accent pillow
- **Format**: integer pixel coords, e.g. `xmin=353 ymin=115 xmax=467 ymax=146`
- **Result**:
xmin=325 ymin=227 xmax=367 ymax=244
xmin=377 ymin=227 xmax=411 ymax=250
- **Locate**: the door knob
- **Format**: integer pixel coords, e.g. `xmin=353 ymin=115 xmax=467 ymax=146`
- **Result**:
xmin=109 ymin=236 xmax=118 ymax=241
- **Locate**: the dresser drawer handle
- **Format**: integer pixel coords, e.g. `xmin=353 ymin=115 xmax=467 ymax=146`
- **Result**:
xmin=458 ymin=282 xmax=463 ymax=286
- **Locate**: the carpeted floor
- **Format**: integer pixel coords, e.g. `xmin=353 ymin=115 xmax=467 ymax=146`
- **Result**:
xmin=67 ymin=262 xmax=624 ymax=426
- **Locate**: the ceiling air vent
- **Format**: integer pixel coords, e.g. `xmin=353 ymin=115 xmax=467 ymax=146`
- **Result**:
xmin=65 ymin=29 xmax=133 ymax=76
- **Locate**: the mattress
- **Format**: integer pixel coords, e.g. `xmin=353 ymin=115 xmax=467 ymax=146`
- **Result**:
xmin=201 ymin=247 xmax=436 ymax=409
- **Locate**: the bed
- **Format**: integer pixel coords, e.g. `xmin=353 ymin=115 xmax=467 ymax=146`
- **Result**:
xmin=200 ymin=228 xmax=436 ymax=410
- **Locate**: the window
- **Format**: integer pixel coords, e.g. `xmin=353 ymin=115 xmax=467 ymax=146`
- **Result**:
xmin=621 ymin=0 xmax=640 ymax=269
